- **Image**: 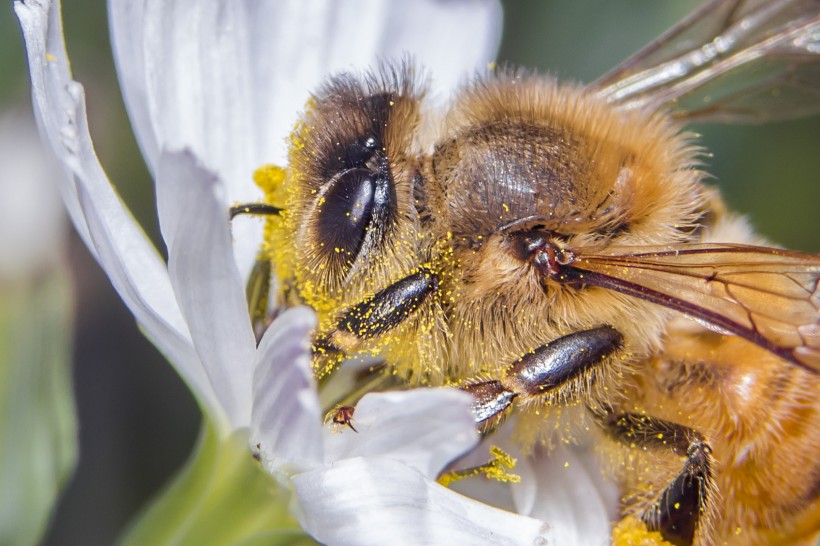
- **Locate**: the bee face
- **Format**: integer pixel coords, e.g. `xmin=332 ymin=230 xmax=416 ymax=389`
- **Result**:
xmin=283 ymin=69 xmax=427 ymax=312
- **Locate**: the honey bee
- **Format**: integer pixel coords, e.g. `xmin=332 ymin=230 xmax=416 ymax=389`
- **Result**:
xmin=234 ymin=0 xmax=820 ymax=544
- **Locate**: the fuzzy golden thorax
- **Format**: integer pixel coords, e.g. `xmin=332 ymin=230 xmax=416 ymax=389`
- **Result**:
xmin=424 ymin=75 xmax=706 ymax=380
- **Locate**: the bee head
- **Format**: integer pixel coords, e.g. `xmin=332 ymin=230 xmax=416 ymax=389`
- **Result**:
xmin=274 ymin=65 xmax=429 ymax=315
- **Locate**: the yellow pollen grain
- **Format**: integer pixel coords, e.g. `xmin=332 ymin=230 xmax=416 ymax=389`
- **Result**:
xmin=253 ymin=164 xmax=288 ymax=205
xmin=437 ymin=446 xmax=520 ymax=487
xmin=612 ymin=516 xmax=674 ymax=546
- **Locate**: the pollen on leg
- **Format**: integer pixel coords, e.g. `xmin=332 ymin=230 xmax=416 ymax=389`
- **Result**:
xmin=437 ymin=445 xmax=521 ymax=487
xmin=612 ymin=516 xmax=675 ymax=546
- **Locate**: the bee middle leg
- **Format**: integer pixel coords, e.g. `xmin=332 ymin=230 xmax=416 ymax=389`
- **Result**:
xmin=462 ymin=325 xmax=624 ymax=433
xmin=600 ymin=411 xmax=714 ymax=546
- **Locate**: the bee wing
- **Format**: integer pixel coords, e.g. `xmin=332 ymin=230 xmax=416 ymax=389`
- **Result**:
xmin=590 ymin=0 xmax=820 ymax=123
xmin=562 ymin=243 xmax=820 ymax=372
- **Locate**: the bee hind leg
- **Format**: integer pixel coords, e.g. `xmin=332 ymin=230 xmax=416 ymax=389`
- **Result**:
xmin=601 ymin=412 xmax=713 ymax=546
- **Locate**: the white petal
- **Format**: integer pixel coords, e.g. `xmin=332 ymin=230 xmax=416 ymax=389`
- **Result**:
xmin=109 ymin=0 xmax=265 ymax=280
xmin=512 ymin=444 xmax=614 ymax=546
xmin=107 ymin=0 xmax=159 ymax=175
xmin=110 ymin=0 xmax=502 ymax=175
xmin=242 ymin=0 xmax=504 ymax=165
xmin=323 ymin=389 xmax=478 ymax=479
xmin=156 ymin=149 xmax=257 ymax=428
xmin=14 ymin=0 xmax=222 ymax=420
xmin=447 ymin=429 xmax=520 ymax=513
xmin=448 ymin=423 xmax=616 ymax=544
xmin=372 ymin=0 xmax=503 ymax=100
xmin=250 ymin=306 xmax=323 ymax=478
xmin=293 ymin=457 xmax=552 ymax=546
xmin=109 ymin=0 xmax=503 ymax=278
xmin=74 ymin=183 xmax=221 ymax=421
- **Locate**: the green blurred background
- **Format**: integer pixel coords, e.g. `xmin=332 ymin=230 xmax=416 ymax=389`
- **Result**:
xmin=0 ymin=1 xmax=817 ymax=544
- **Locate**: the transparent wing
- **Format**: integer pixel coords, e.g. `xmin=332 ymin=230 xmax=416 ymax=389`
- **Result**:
xmin=557 ymin=243 xmax=820 ymax=372
xmin=590 ymin=0 xmax=820 ymax=123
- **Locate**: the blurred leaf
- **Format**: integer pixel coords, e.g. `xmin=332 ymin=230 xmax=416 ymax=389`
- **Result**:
xmin=0 ymin=267 xmax=77 ymax=546
xmin=120 ymin=419 xmax=316 ymax=546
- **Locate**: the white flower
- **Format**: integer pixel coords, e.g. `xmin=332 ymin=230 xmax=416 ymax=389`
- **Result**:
xmin=15 ymin=0 xmax=612 ymax=543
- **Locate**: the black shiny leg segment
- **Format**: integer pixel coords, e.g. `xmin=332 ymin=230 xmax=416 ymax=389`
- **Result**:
xmin=601 ymin=412 xmax=713 ymax=546
xmin=229 ymin=202 xmax=283 ymax=220
xmin=462 ymin=326 xmax=623 ymax=434
xmin=245 ymin=258 xmax=273 ymax=342
xmin=314 ymin=268 xmax=439 ymax=358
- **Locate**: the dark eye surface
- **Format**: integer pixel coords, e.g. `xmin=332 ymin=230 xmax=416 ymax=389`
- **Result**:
xmin=344 ymin=136 xmax=378 ymax=168
xmin=317 ymin=168 xmax=377 ymax=261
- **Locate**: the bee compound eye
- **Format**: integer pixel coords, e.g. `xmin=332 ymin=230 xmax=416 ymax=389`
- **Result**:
xmin=317 ymin=168 xmax=378 ymax=258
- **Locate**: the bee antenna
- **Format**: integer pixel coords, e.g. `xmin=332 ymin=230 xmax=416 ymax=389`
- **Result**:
xmin=229 ymin=203 xmax=283 ymax=221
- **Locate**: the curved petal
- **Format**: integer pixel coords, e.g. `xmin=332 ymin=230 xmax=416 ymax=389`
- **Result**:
xmin=76 ymin=182 xmax=220 ymax=421
xmin=513 ymin=444 xmax=614 ymax=546
xmin=109 ymin=0 xmax=268 ymax=280
xmin=250 ymin=306 xmax=322 ymax=477
xmin=156 ymin=149 xmax=257 ymax=428
xmin=109 ymin=0 xmax=503 ymax=278
xmin=238 ymin=0 xmax=503 ymax=167
xmin=294 ymin=457 xmax=552 ymax=546
xmin=14 ymin=0 xmax=220 ymax=418
xmin=323 ymin=389 xmax=478 ymax=479
xmin=110 ymin=0 xmax=502 ymax=176
xmin=106 ymin=0 xmax=158 ymax=177
xmin=372 ymin=0 xmax=503 ymax=101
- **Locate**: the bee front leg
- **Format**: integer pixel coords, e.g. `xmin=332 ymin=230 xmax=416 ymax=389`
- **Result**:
xmin=462 ymin=326 xmax=624 ymax=434
xmin=601 ymin=412 xmax=714 ymax=546
xmin=313 ymin=267 xmax=440 ymax=372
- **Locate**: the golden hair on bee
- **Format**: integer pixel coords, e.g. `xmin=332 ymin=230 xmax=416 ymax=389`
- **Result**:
xmin=266 ymin=63 xmax=453 ymax=382
xmin=425 ymin=71 xmax=709 ymax=387
xmin=241 ymin=2 xmax=820 ymax=544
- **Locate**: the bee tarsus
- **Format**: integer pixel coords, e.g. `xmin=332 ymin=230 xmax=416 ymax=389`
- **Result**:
xmin=601 ymin=412 xmax=714 ymax=546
